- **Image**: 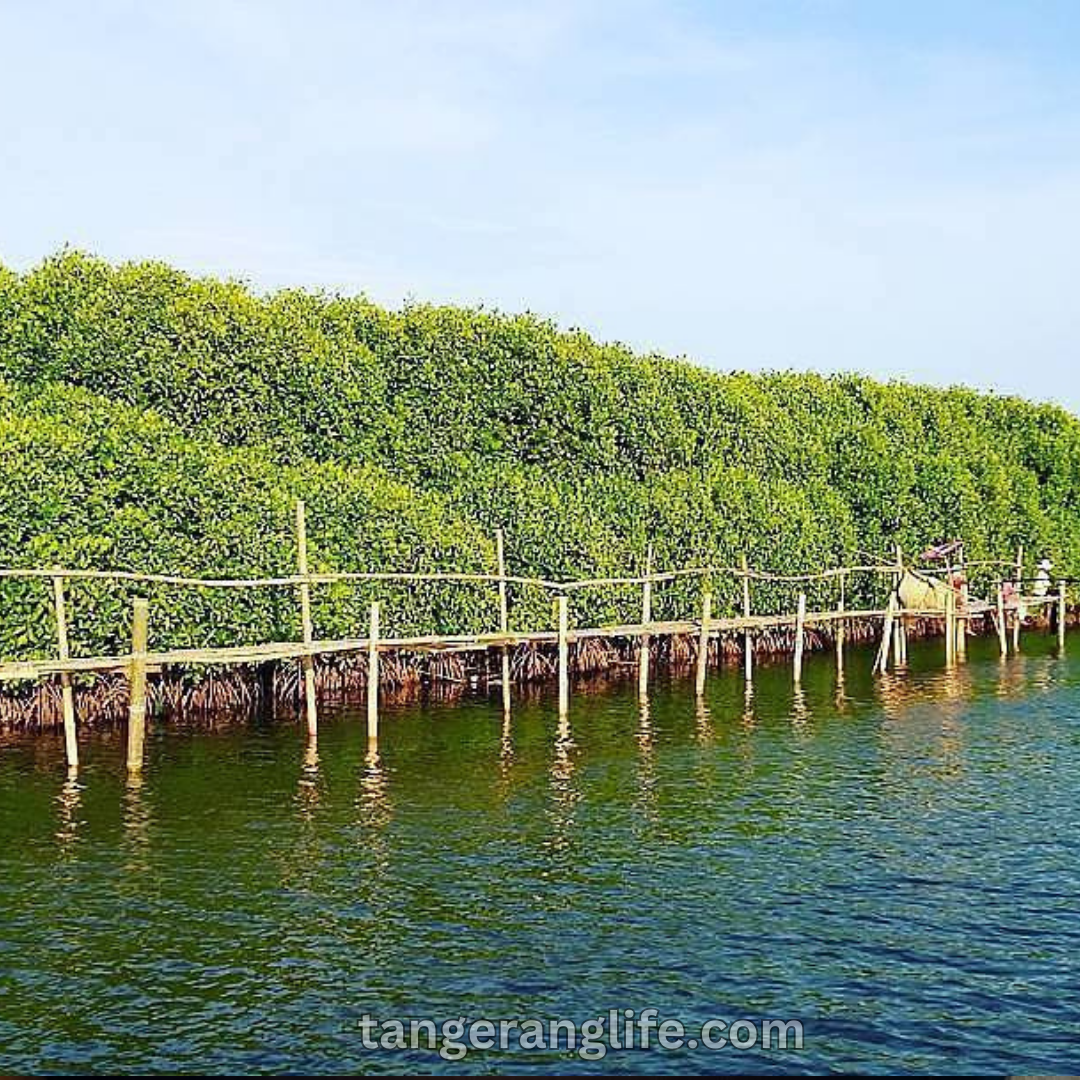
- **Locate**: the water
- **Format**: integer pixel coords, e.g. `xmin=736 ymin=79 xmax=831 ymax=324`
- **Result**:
xmin=2 ymin=634 xmax=1080 ymax=1074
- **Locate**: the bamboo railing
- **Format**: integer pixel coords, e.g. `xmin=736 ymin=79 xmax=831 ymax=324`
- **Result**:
xmin=0 ymin=505 xmax=1069 ymax=771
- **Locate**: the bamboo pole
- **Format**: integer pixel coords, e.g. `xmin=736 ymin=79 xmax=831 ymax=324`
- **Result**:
xmin=52 ymin=575 xmax=78 ymax=770
xmin=836 ymin=570 xmax=846 ymax=673
xmin=741 ymin=553 xmax=753 ymax=682
xmin=1059 ymin=580 xmax=1067 ymax=650
xmin=126 ymin=598 xmax=149 ymax=773
xmin=496 ymin=528 xmax=511 ymax=714
xmin=944 ymin=587 xmax=956 ymax=667
xmin=0 ymin=566 xmax=565 ymax=589
xmin=295 ymin=499 xmax=318 ymax=737
xmin=893 ymin=544 xmax=907 ymax=667
xmin=1013 ymin=544 xmax=1024 ymax=652
xmin=695 ymin=591 xmax=712 ymax=697
xmin=638 ymin=544 xmax=652 ymax=699
xmin=793 ymin=592 xmax=806 ymax=684
xmin=874 ymin=593 xmax=896 ymax=674
xmin=367 ymin=601 xmax=380 ymax=741
xmin=0 ymin=559 xmax=905 ymax=593
xmin=557 ymin=594 xmax=569 ymax=717
xmin=956 ymin=545 xmax=968 ymax=662
xmin=891 ymin=586 xmax=903 ymax=669
xmin=996 ymin=585 xmax=1008 ymax=657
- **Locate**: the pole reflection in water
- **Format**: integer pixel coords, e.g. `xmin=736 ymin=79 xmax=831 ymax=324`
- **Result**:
xmin=835 ymin=665 xmax=849 ymax=713
xmin=279 ymin=736 xmax=326 ymax=894
xmin=349 ymin=741 xmax=399 ymax=969
xmin=122 ymin=771 xmax=152 ymax=875
xmin=691 ymin=695 xmax=722 ymax=807
xmin=543 ymin=713 xmax=579 ymax=868
xmin=1028 ymin=654 xmax=1056 ymax=695
xmin=876 ymin=671 xmax=909 ymax=726
xmin=295 ymin=736 xmax=321 ymax=821
xmin=995 ymin=651 xmax=1034 ymax=701
xmin=877 ymin=663 xmax=972 ymax=794
xmin=55 ymin=767 xmax=83 ymax=856
xmin=791 ymin=685 xmax=810 ymax=731
xmin=991 ymin=649 xmax=1058 ymax=702
xmin=356 ymin=743 xmax=392 ymax=835
xmin=636 ymin=693 xmax=653 ymax=752
xmin=498 ymin=709 xmax=515 ymax=794
xmin=633 ymin=694 xmax=658 ymax=830
xmin=741 ymin=681 xmax=755 ymax=730
xmin=694 ymin=697 xmax=713 ymax=746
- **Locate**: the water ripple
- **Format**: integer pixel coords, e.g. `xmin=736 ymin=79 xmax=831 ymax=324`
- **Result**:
xmin=1 ymin=637 xmax=1079 ymax=1072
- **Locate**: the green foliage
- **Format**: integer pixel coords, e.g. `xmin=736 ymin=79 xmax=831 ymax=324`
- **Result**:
xmin=1 ymin=249 xmax=1078 ymax=659
xmin=0 ymin=379 xmax=494 ymax=657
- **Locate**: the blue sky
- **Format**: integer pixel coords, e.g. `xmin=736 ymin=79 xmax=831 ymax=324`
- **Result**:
xmin=2 ymin=1 xmax=1079 ymax=409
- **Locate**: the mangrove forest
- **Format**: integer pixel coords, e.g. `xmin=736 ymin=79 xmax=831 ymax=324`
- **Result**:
xmin=1 ymin=250 xmax=1078 ymax=663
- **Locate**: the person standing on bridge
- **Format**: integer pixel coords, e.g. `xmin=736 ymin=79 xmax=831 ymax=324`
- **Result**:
xmin=1034 ymin=558 xmax=1053 ymax=599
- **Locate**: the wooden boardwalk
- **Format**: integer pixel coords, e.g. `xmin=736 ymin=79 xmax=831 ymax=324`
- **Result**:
xmin=0 ymin=606 xmax=961 ymax=682
xmin=0 ymin=501 xmax=1067 ymax=773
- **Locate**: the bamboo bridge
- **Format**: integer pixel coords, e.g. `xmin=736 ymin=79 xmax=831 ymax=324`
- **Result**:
xmin=0 ymin=501 xmax=1067 ymax=773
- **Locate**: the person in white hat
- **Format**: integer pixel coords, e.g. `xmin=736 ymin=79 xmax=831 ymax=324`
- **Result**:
xmin=1033 ymin=558 xmax=1053 ymax=599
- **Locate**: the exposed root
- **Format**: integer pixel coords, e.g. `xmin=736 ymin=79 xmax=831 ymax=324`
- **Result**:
xmin=0 ymin=609 xmax=1028 ymax=733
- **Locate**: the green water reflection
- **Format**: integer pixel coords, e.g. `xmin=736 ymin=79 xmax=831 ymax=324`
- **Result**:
xmin=1 ymin=634 xmax=1079 ymax=1073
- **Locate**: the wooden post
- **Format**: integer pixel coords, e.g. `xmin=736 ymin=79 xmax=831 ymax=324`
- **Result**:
xmin=295 ymin=499 xmax=318 ymax=737
xmin=496 ymin=528 xmax=511 ymax=714
xmin=1013 ymin=544 xmax=1024 ymax=652
xmin=836 ymin=570 xmax=846 ymax=673
xmin=126 ymin=597 xmax=149 ymax=773
xmin=695 ymin=591 xmax=712 ymax=697
xmin=996 ymin=585 xmax=1008 ymax=657
xmin=557 ymin=594 xmax=569 ymax=716
xmin=1059 ymin=580 xmax=1067 ymax=650
xmin=741 ymin=554 xmax=753 ymax=682
xmin=944 ymin=587 xmax=956 ymax=667
xmin=367 ymin=601 xmax=380 ymax=741
xmin=52 ymin=575 xmax=78 ymax=770
xmin=875 ymin=593 xmax=896 ymax=674
xmin=956 ymin=545 xmax=968 ymax=662
xmin=638 ymin=545 xmax=652 ymax=699
xmin=893 ymin=543 xmax=907 ymax=666
xmin=793 ymin=592 xmax=806 ymax=684
xmin=891 ymin=558 xmax=904 ymax=668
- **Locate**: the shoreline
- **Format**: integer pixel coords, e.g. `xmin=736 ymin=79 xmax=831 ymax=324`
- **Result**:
xmin=0 ymin=611 xmax=1015 ymax=734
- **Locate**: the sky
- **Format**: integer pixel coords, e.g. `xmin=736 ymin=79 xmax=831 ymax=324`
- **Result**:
xmin=1 ymin=0 xmax=1079 ymax=410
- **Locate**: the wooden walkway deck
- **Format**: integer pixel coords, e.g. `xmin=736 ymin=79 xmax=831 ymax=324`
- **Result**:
xmin=0 ymin=501 xmax=1066 ymax=774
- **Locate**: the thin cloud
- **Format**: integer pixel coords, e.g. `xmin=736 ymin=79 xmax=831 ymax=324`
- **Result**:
xmin=1 ymin=1 xmax=1079 ymax=410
